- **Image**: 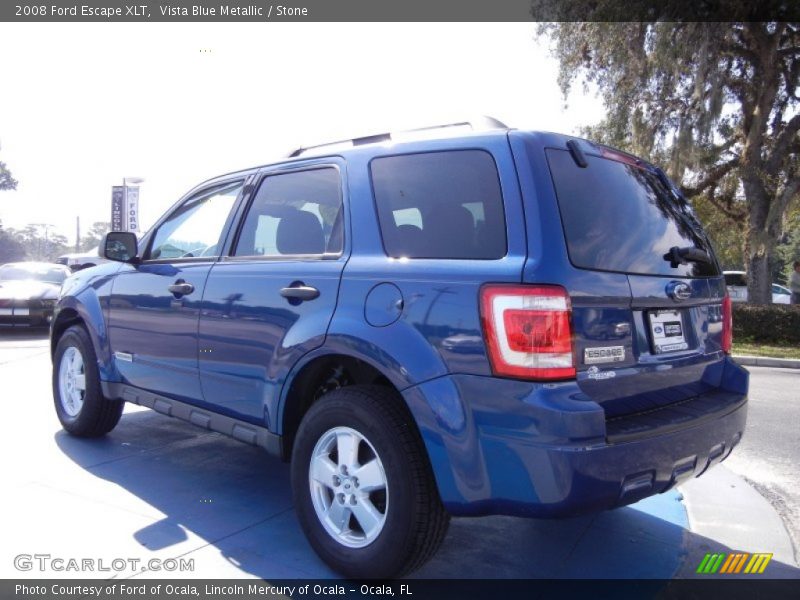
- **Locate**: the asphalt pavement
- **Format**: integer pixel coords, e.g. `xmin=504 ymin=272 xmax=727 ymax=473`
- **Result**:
xmin=723 ymin=367 xmax=800 ymax=564
xmin=0 ymin=328 xmax=796 ymax=580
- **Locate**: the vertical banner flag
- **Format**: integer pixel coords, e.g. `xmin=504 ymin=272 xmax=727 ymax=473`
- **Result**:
xmin=111 ymin=186 xmax=124 ymax=231
xmin=126 ymin=186 xmax=140 ymax=233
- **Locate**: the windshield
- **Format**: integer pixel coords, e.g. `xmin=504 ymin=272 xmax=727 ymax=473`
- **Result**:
xmin=546 ymin=149 xmax=719 ymax=277
xmin=0 ymin=265 xmax=69 ymax=284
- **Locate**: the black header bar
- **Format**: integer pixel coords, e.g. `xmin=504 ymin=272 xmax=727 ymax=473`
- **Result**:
xmin=4 ymin=0 xmax=800 ymax=22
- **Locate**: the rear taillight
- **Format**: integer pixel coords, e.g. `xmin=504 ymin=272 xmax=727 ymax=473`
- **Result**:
xmin=480 ymin=284 xmax=576 ymax=380
xmin=722 ymin=294 xmax=733 ymax=354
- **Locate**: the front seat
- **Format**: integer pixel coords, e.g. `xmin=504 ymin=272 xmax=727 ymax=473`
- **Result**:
xmin=276 ymin=209 xmax=326 ymax=255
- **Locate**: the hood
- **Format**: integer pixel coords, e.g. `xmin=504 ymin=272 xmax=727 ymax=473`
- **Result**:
xmin=0 ymin=280 xmax=61 ymax=301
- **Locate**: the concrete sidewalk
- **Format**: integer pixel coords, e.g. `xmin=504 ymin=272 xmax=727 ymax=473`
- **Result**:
xmin=680 ymin=466 xmax=799 ymax=577
xmin=734 ymin=355 xmax=800 ymax=369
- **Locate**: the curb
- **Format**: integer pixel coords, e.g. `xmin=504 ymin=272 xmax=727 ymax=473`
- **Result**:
xmin=679 ymin=465 xmax=799 ymax=577
xmin=733 ymin=355 xmax=800 ymax=369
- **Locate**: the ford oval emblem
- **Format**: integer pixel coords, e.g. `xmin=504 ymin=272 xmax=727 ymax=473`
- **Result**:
xmin=667 ymin=281 xmax=692 ymax=301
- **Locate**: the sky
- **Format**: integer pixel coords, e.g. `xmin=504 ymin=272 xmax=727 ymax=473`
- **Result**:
xmin=0 ymin=23 xmax=604 ymax=245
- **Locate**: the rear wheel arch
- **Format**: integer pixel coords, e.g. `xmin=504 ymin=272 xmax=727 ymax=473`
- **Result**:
xmin=280 ymin=353 xmax=410 ymax=460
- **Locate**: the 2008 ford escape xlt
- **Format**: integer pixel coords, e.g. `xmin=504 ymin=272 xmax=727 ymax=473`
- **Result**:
xmin=51 ymin=120 xmax=748 ymax=578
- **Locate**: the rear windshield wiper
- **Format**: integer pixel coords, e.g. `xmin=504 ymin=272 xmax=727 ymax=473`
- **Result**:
xmin=663 ymin=246 xmax=712 ymax=268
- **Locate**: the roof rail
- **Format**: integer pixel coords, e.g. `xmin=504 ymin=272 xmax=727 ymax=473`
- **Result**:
xmin=287 ymin=116 xmax=509 ymax=158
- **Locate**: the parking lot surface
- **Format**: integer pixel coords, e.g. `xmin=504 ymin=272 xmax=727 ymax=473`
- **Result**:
xmin=0 ymin=329 xmax=797 ymax=579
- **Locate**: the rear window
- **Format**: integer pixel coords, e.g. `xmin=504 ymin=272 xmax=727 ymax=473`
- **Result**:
xmin=546 ymin=149 xmax=719 ymax=277
xmin=725 ymin=273 xmax=747 ymax=287
xmin=371 ymin=150 xmax=506 ymax=259
xmin=773 ymin=284 xmax=788 ymax=295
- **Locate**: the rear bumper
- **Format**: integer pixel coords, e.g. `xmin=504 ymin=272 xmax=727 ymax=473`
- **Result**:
xmin=403 ymin=356 xmax=748 ymax=517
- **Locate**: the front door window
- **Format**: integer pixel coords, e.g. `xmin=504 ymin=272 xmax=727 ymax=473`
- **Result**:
xmin=149 ymin=181 xmax=243 ymax=260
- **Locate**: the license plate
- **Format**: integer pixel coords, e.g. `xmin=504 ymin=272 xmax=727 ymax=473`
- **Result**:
xmin=649 ymin=310 xmax=688 ymax=354
xmin=0 ymin=308 xmax=30 ymax=316
xmin=584 ymin=346 xmax=625 ymax=365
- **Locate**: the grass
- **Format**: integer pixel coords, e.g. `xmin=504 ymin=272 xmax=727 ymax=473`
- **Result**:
xmin=732 ymin=341 xmax=800 ymax=360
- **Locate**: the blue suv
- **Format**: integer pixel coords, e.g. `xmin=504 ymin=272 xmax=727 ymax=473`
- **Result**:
xmin=51 ymin=121 xmax=748 ymax=578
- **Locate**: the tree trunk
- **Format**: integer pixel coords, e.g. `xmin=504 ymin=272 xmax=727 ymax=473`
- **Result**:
xmin=741 ymin=160 xmax=777 ymax=305
xmin=746 ymin=227 xmax=775 ymax=305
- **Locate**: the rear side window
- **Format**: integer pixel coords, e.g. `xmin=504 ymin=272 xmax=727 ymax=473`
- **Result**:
xmin=371 ymin=150 xmax=506 ymax=259
xmin=546 ymin=149 xmax=719 ymax=277
xmin=234 ymin=168 xmax=343 ymax=257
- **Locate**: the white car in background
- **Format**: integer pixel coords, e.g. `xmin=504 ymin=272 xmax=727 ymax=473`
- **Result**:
xmin=55 ymin=248 xmax=109 ymax=271
xmin=723 ymin=270 xmax=792 ymax=304
xmin=772 ymin=283 xmax=792 ymax=304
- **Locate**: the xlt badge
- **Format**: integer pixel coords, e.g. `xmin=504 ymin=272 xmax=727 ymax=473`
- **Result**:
xmin=584 ymin=346 xmax=625 ymax=365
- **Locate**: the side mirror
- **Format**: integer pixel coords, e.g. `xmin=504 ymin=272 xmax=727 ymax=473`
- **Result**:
xmin=101 ymin=232 xmax=139 ymax=263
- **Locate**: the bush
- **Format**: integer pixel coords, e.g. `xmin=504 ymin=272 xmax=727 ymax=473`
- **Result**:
xmin=732 ymin=303 xmax=800 ymax=345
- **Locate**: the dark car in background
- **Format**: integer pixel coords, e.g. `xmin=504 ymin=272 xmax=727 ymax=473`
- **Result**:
xmin=0 ymin=262 xmax=71 ymax=327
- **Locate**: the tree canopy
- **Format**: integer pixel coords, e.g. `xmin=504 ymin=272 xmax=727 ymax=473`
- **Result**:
xmin=0 ymin=161 xmax=16 ymax=191
xmin=0 ymin=221 xmax=26 ymax=263
xmin=0 ymin=141 xmax=21 ymax=262
xmin=539 ymin=21 xmax=800 ymax=303
xmin=0 ymin=139 xmax=17 ymax=191
xmin=79 ymin=221 xmax=111 ymax=252
xmin=0 ymin=223 xmax=69 ymax=263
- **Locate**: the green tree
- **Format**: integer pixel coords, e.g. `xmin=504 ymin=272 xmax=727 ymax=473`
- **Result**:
xmin=0 ymin=140 xmax=21 ymax=262
xmin=13 ymin=224 xmax=69 ymax=262
xmin=79 ymin=221 xmax=111 ymax=252
xmin=775 ymin=207 xmax=800 ymax=284
xmin=692 ymin=193 xmax=746 ymax=271
xmin=539 ymin=20 xmax=800 ymax=303
xmin=0 ymin=140 xmax=17 ymax=191
xmin=47 ymin=233 xmax=69 ymax=261
xmin=0 ymin=221 xmax=26 ymax=263
xmin=0 ymin=162 xmax=16 ymax=191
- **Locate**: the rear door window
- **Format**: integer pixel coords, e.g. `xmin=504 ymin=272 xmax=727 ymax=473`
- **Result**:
xmin=234 ymin=167 xmax=343 ymax=258
xmin=371 ymin=150 xmax=507 ymax=259
xmin=546 ymin=149 xmax=719 ymax=277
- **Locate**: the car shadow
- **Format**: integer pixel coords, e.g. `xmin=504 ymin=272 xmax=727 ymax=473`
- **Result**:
xmin=53 ymin=408 xmax=800 ymax=580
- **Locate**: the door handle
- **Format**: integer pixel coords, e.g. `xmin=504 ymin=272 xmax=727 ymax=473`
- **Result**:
xmin=280 ymin=285 xmax=320 ymax=301
xmin=168 ymin=281 xmax=195 ymax=296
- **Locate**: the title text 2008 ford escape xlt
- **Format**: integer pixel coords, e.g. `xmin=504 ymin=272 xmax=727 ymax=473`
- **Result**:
xmin=51 ymin=120 xmax=748 ymax=578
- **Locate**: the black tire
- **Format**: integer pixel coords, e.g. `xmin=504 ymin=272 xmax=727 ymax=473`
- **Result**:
xmin=53 ymin=325 xmax=124 ymax=437
xmin=291 ymin=385 xmax=450 ymax=579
